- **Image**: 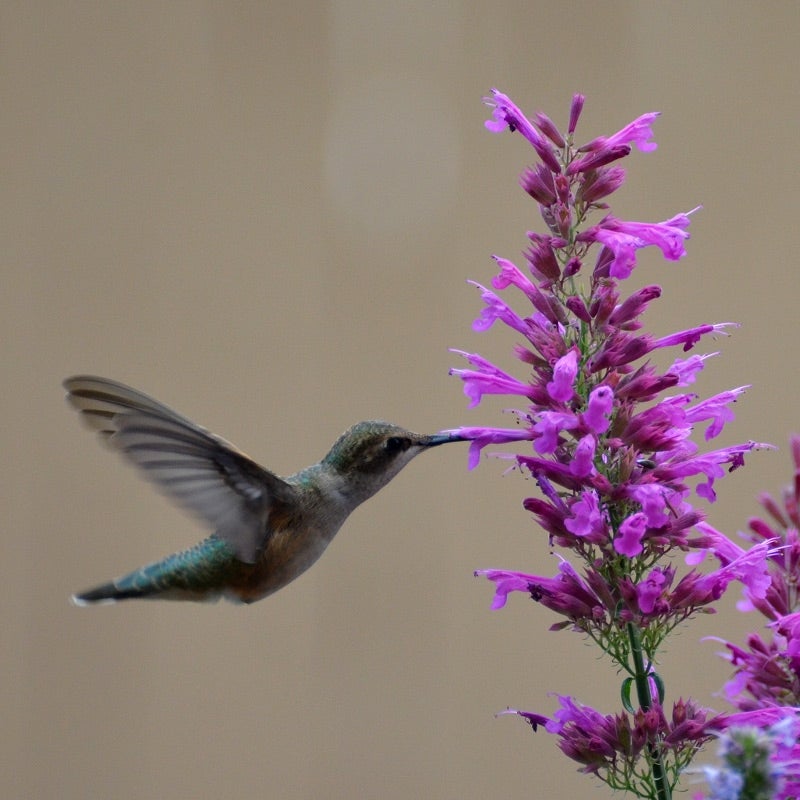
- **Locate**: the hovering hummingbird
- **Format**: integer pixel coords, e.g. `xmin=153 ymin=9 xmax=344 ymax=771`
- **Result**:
xmin=65 ymin=376 xmax=463 ymax=605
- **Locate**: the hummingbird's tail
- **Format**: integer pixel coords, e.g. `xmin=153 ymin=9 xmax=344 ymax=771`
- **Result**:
xmin=72 ymin=581 xmax=155 ymax=605
xmin=71 ymin=536 xmax=239 ymax=605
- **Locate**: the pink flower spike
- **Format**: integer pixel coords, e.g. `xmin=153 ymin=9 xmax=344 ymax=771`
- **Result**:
xmin=449 ymin=96 xmax=775 ymax=751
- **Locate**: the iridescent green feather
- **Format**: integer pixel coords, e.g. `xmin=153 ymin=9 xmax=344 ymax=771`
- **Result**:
xmin=72 ymin=536 xmax=240 ymax=603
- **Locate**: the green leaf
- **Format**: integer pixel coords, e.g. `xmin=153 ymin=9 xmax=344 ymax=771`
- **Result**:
xmin=621 ymin=677 xmax=635 ymax=713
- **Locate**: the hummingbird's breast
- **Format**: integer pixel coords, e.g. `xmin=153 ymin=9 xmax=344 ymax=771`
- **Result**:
xmin=228 ymin=479 xmax=350 ymax=604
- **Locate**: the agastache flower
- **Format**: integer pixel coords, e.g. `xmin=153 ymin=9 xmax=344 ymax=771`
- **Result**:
xmin=578 ymin=111 xmax=661 ymax=155
xmin=483 ymin=89 xmax=562 ymax=174
xmin=478 ymin=543 xmax=772 ymax=648
xmin=503 ymin=695 xmax=715 ymax=786
xmin=547 ymin=349 xmax=579 ymax=403
xmin=581 ymin=213 xmax=696 ymax=279
xmin=708 ymin=437 xmax=800 ymax=716
xmin=451 ymin=91 xmax=769 ymax=799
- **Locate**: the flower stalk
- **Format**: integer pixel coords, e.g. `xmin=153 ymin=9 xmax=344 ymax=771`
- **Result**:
xmin=627 ymin=622 xmax=672 ymax=800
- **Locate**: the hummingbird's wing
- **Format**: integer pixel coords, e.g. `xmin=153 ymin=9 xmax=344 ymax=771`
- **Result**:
xmin=64 ymin=375 xmax=298 ymax=564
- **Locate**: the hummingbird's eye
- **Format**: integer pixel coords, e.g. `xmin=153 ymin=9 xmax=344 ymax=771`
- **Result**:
xmin=384 ymin=436 xmax=411 ymax=454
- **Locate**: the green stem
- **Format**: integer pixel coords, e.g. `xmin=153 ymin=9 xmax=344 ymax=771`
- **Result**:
xmin=627 ymin=622 xmax=672 ymax=800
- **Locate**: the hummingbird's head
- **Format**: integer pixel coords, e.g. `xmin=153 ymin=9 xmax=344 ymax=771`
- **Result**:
xmin=321 ymin=421 xmax=463 ymax=501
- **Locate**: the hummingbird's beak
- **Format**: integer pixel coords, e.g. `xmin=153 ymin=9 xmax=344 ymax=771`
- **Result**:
xmin=423 ymin=431 xmax=466 ymax=448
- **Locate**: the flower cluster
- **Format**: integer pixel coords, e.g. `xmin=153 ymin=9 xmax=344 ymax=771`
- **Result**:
xmin=503 ymin=696 xmax=715 ymax=793
xmin=711 ymin=436 xmax=800 ymax=710
xmin=450 ymin=90 xmax=776 ymax=799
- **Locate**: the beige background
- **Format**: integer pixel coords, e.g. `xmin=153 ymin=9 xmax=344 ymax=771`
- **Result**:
xmin=3 ymin=2 xmax=799 ymax=798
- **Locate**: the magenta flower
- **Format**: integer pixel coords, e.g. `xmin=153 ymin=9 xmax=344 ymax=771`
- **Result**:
xmin=564 ymin=489 xmax=606 ymax=541
xmin=578 ymin=111 xmax=661 ymax=155
xmin=546 ymin=349 xmax=579 ymax=402
xmin=637 ymin=569 xmax=668 ymax=614
xmin=615 ymin=512 xmax=648 ymax=557
xmin=484 ymin=89 xmax=562 ymax=174
xmin=476 ymin=559 xmax=607 ymax=621
xmin=582 ymin=213 xmax=695 ymax=279
xmin=707 ymin=437 xmax=800 ymax=719
xmin=450 ymin=350 xmax=533 ymax=407
xmin=668 ymin=541 xmax=773 ymax=612
xmin=451 ymin=91 xmax=770 ymax=799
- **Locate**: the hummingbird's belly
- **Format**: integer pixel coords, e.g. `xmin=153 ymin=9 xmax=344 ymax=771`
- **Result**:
xmin=228 ymin=524 xmax=339 ymax=604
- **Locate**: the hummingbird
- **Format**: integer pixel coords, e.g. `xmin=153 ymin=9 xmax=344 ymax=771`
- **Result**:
xmin=65 ymin=375 xmax=463 ymax=605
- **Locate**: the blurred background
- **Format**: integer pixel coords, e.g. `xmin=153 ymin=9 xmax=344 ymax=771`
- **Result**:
xmin=3 ymin=2 xmax=799 ymax=798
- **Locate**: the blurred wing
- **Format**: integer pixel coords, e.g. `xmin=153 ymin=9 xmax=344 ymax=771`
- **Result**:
xmin=64 ymin=375 xmax=297 ymax=563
